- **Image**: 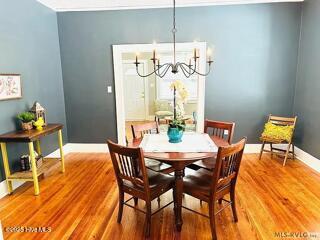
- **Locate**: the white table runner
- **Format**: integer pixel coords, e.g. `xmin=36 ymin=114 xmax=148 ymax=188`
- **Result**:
xmin=139 ymin=133 xmax=218 ymax=153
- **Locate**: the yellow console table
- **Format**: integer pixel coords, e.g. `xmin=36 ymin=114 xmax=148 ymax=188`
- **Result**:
xmin=0 ymin=124 xmax=65 ymax=195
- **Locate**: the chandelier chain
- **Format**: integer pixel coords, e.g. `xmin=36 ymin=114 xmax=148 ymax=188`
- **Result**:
xmin=173 ymin=0 xmax=176 ymax=64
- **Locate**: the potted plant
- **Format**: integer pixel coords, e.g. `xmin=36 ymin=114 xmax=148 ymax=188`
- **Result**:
xmin=17 ymin=112 xmax=35 ymax=131
xmin=167 ymin=80 xmax=189 ymax=143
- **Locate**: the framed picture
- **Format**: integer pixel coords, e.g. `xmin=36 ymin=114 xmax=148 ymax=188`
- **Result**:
xmin=0 ymin=74 xmax=22 ymax=101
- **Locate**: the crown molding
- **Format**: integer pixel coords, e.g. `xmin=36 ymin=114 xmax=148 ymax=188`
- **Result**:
xmin=36 ymin=0 xmax=303 ymax=12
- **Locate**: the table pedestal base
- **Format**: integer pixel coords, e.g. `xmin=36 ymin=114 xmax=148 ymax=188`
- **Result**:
xmin=174 ymin=167 xmax=185 ymax=231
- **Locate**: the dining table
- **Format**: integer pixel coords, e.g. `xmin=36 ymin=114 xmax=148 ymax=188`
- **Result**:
xmin=129 ymin=134 xmax=229 ymax=232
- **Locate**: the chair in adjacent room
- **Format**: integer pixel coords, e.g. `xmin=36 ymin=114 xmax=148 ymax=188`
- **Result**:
xmin=182 ymin=138 xmax=246 ymax=240
xmin=107 ymin=140 xmax=175 ymax=237
xmin=188 ymin=119 xmax=235 ymax=171
xmin=154 ymin=100 xmax=174 ymax=124
xmin=131 ymin=122 xmax=175 ymax=174
xmin=259 ymin=114 xmax=297 ymax=166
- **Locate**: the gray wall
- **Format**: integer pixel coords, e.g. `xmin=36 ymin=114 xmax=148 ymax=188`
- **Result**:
xmin=57 ymin=3 xmax=301 ymax=143
xmin=0 ymin=0 xmax=67 ymax=181
xmin=293 ymin=0 xmax=320 ymax=158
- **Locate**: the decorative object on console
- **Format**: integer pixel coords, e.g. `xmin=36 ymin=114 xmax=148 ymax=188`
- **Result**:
xmin=0 ymin=74 xmax=22 ymax=101
xmin=30 ymin=101 xmax=47 ymax=126
xmin=20 ymin=155 xmax=31 ymax=171
xmin=167 ymin=80 xmax=188 ymax=143
xmin=20 ymin=151 xmax=43 ymax=171
xmin=134 ymin=0 xmax=213 ymax=78
xmin=17 ymin=112 xmax=35 ymax=131
xmin=33 ymin=117 xmax=45 ymax=131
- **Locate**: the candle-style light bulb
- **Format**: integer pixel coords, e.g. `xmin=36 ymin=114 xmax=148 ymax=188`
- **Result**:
xmin=151 ymin=41 xmax=157 ymax=64
xmin=135 ymin=52 xmax=140 ymax=66
xmin=207 ymin=48 xmax=212 ymax=62
xmin=207 ymin=47 xmax=214 ymax=65
xmin=193 ymin=48 xmax=197 ymax=60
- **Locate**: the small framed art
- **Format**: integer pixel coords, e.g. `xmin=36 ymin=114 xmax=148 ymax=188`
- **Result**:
xmin=0 ymin=74 xmax=22 ymax=101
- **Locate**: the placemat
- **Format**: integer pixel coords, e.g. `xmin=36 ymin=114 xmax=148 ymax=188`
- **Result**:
xmin=139 ymin=132 xmax=218 ymax=153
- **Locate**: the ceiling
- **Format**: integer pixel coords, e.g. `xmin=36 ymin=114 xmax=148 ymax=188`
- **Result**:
xmin=37 ymin=0 xmax=303 ymax=12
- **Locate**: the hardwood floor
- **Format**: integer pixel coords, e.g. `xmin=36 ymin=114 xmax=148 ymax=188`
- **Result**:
xmin=0 ymin=153 xmax=320 ymax=240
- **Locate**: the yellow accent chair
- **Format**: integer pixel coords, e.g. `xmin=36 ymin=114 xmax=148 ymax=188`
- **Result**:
xmin=259 ymin=114 xmax=297 ymax=166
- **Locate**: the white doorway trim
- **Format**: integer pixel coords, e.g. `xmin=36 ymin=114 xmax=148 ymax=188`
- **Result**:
xmin=113 ymin=42 xmax=207 ymax=145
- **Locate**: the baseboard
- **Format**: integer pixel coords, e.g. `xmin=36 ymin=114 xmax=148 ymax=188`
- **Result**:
xmin=46 ymin=143 xmax=108 ymax=158
xmin=1 ymin=143 xmax=319 ymax=199
xmin=294 ymin=147 xmax=320 ymax=173
xmin=0 ymin=180 xmax=25 ymax=199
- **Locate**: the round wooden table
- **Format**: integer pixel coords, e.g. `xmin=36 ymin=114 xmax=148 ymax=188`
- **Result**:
xmin=130 ymin=135 xmax=228 ymax=231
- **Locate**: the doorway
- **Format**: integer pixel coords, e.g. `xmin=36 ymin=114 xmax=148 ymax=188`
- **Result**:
xmin=113 ymin=42 xmax=207 ymax=145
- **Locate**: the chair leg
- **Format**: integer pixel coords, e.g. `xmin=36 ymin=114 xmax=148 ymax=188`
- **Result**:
xmin=200 ymin=200 xmax=202 ymax=205
xmin=134 ymin=197 xmax=138 ymax=206
xmin=292 ymin=144 xmax=295 ymax=160
xmin=259 ymin=141 xmax=266 ymax=160
xmin=117 ymin=190 xmax=124 ymax=223
xmin=218 ymin=198 xmax=222 ymax=204
xmin=283 ymin=143 xmax=291 ymax=167
xmin=209 ymin=201 xmax=217 ymax=240
xmin=230 ymin=186 xmax=238 ymax=222
xmin=270 ymin=143 xmax=273 ymax=159
xmin=145 ymin=202 xmax=152 ymax=237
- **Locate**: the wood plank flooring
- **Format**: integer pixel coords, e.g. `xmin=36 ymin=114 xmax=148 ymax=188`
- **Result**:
xmin=0 ymin=153 xmax=320 ymax=240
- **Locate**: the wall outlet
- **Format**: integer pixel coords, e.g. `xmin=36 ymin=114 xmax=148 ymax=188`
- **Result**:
xmin=107 ymin=86 xmax=112 ymax=93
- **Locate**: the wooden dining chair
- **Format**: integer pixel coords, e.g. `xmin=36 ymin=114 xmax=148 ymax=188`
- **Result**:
xmin=189 ymin=119 xmax=235 ymax=171
xmin=131 ymin=122 xmax=175 ymax=174
xmin=107 ymin=140 xmax=175 ymax=237
xmin=183 ymin=138 xmax=246 ymax=240
xmin=259 ymin=115 xmax=297 ymax=166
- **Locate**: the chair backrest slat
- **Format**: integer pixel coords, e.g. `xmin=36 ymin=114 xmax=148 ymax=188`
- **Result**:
xmin=212 ymin=138 xmax=246 ymax=193
xmin=107 ymin=140 xmax=149 ymax=190
xmin=204 ymin=119 xmax=235 ymax=144
xmin=131 ymin=122 xmax=159 ymax=139
xmin=268 ymin=114 xmax=297 ymax=127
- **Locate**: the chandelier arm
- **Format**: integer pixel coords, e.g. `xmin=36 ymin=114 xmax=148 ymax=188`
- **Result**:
xmin=180 ymin=62 xmax=197 ymax=75
xmin=136 ymin=66 xmax=159 ymax=78
xmin=178 ymin=63 xmax=193 ymax=78
xmin=159 ymin=64 xmax=173 ymax=78
xmin=180 ymin=62 xmax=212 ymax=76
xmin=154 ymin=63 xmax=171 ymax=78
xmin=136 ymin=64 xmax=168 ymax=78
xmin=193 ymin=65 xmax=212 ymax=76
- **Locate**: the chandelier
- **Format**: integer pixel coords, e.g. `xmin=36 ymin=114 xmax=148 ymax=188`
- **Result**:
xmin=134 ymin=0 xmax=213 ymax=78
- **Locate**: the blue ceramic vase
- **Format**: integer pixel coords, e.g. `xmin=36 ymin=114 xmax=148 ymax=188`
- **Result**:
xmin=167 ymin=127 xmax=183 ymax=143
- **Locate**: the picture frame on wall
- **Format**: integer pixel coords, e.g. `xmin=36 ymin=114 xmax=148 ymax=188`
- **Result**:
xmin=0 ymin=74 xmax=22 ymax=101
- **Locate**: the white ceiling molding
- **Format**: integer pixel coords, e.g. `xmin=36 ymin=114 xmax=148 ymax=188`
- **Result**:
xmin=36 ymin=0 xmax=303 ymax=12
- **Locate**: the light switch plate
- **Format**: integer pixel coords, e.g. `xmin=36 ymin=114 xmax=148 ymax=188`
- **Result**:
xmin=107 ymin=86 xmax=112 ymax=93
